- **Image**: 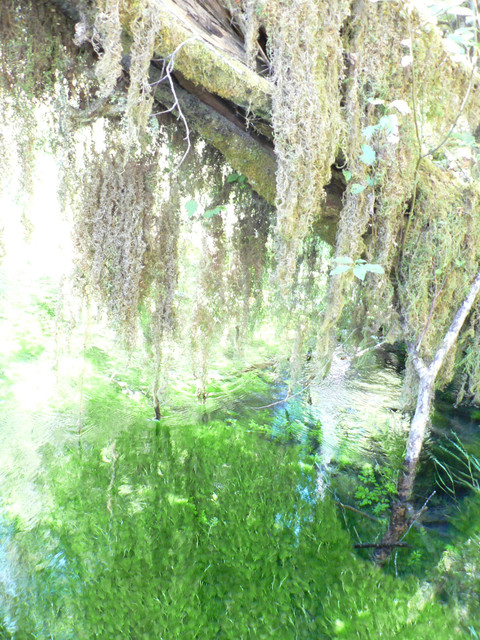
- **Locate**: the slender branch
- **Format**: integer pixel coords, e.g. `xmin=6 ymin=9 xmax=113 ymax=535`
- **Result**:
xmin=429 ymin=265 xmax=480 ymax=378
xmin=355 ymin=340 xmax=388 ymax=358
xmin=354 ymin=542 xmax=412 ymax=549
xmin=421 ymin=66 xmax=475 ymax=161
xmin=250 ymin=375 xmax=314 ymax=409
xmin=150 ymin=40 xmax=197 ymax=168
xmin=401 ymin=490 xmax=436 ymax=540
xmin=335 ymin=500 xmax=382 ymax=523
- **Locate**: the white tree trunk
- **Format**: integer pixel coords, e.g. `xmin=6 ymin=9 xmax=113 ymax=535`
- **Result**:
xmin=374 ymin=267 xmax=480 ymax=564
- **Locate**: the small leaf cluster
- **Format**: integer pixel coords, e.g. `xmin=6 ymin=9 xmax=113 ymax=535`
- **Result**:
xmin=343 ymin=102 xmax=410 ymax=194
xmin=427 ymin=1 xmax=480 ymax=60
xmin=227 ymin=172 xmax=248 ymax=187
xmin=354 ymin=464 xmax=396 ymax=516
xmin=185 ymin=199 xmax=226 ymax=220
xmin=331 ymin=256 xmax=385 ymax=281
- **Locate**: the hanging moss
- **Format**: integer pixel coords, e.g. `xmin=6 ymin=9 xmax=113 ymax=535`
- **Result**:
xmin=65 ymin=123 xmax=156 ymax=344
xmin=227 ymin=187 xmax=272 ymax=345
xmin=0 ymin=0 xmax=76 ymax=201
xmin=261 ymin=0 xmax=349 ymax=280
xmin=3 ymin=0 xmax=480 ymax=407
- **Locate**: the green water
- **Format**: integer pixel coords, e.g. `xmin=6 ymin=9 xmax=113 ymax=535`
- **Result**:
xmin=1 ymin=353 xmax=480 ymax=639
xmin=0 ymin=402 xmax=467 ymax=639
xmin=1 ymin=276 xmax=480 ymax=638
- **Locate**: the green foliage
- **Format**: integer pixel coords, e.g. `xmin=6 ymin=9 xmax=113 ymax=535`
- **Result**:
xmin=362 ymin=115 xmax=396 ymax=141
xmin=426 ymin=1 xmax=480 ymax=60
xmin=185 ymin=197 xmax=226 ymax=219
xmin=359 ymin=144 xmax=376 ymax=166
xmin=204 ymin=205 xmax=225 ymax=218
xmin=331 ymin=256 xmax=385 ymax=281
xmin=354 ymin=463 xmax=396 ymax=516
xmin=227 ymin=172 xmax=248 ymax=186
xmin=350 ymin=183 xmax=366 ymax=194
xmin=185 ymin=199 xmax=199 ymax=217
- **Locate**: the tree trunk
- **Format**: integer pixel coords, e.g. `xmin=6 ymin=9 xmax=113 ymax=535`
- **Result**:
xmin=373 ymin=372 xmax=435 ymax=564
xmin=374 ymin=267 xmax=480 ymax=565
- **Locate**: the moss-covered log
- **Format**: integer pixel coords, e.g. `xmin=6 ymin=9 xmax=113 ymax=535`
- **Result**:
xmin=150 ymin=69 xmax=277 ymax=204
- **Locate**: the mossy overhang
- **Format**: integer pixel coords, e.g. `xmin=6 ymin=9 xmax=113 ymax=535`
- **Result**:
xmin=47 ymin=0 xmax=480 ymax=249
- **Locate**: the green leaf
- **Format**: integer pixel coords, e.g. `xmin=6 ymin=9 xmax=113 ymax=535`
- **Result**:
xmin=227 ymin=172 xmax=240 ymax=183
xmin=331 ymin=264 xmax=352 ymax=276
xmin=185 ymin=199 xmax=198 ymax=218
xmin=351 ymin=183 xmax=366 ymax=194
xmin=353 ymin=265 xmax=367 ymax=281
xmin=333 ymin=256 xmax=354 ymax=265
xmin=378 ymin=115 xmax=395 ymax=134
xmin=342 ymin=169 xmax=352 ymax=182
xmin=452 ymin=131 xmax=476 ymax=145
xmin=443 ymin=36 xmax=466 ymax=55
xmin=389 ymin=99 xmax=411 ymax=115
xmin=359 ymin=144 xmax=376 ymax=165
xmin=452 ymin=27 xmax=476 ymax=42
xmin=204 ymin=206 xmax=225 ymax=218
xmin=365 ymin=264 xmax=384 ymax=275
xmin=366 ymin=176 xmax=375 ymax=187
xmin=362 ymin=125 xmax=377 ymax=140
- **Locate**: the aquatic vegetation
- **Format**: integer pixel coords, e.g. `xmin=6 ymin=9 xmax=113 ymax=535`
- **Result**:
xmin=0 ymin=405 xmax=468 ymax=639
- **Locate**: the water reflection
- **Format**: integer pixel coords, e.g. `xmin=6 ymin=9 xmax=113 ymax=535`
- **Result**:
xmin=309 ymin=350 xmax=407 ymax=495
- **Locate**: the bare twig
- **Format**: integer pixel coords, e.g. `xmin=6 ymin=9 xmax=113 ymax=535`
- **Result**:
xmin=335 ymin=500 xmax=383 ymax=523
xmin=355 ymin=542 xmax=412 ymax=549
xmin=249 ymin=374 xmax=315 ymax=409
xmin=150 ymin=39 xmax=200 ymax=168
xmin=355 ymin=340 xmax=388 ymax=358
xmin=401 ymin=490 xmax=436 ymax=540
